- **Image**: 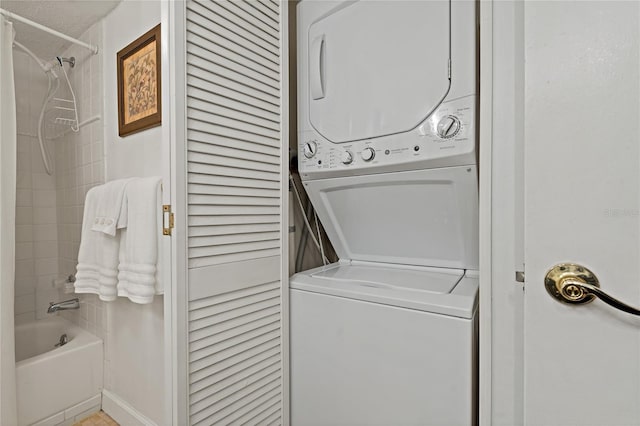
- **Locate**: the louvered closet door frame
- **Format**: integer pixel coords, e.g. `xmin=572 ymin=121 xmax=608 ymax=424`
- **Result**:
xmin=169 ymin=1 xmax=289 ymax=424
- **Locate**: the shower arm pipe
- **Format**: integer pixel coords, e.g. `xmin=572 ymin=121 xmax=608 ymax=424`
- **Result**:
xmin=0 ymin=8 xmax=98 ymax=55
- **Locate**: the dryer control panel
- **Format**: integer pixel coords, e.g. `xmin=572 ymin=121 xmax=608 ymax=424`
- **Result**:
xmin=298 ymin=95 xmax=476 ymax=181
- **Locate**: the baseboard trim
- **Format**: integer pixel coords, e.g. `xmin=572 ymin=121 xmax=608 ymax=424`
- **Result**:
xmin=102 ymin=390 xmax=157 ymax=426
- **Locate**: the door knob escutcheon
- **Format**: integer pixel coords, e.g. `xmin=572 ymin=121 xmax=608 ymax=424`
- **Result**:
xmin=544 ymin=263 xmax=600 ymax=305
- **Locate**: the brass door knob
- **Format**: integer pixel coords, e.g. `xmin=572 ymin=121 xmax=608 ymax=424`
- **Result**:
xmin=545 ymin=263 xmax=640 ymax=316
xmin=545 ymin=263 xmax=599 ymax=305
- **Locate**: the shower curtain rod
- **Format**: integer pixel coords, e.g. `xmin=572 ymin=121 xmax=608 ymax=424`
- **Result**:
xmin=0 ymin=8 xmax=98 ymax=55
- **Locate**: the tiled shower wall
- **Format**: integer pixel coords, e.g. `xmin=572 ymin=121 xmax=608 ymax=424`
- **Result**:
xmin=14 ymin=51 xmax=60 ymax=324
xmin=53 ymin=22 xmax=107 ymax=339
xmin=13 ymin=21 xmax=106 ymax=339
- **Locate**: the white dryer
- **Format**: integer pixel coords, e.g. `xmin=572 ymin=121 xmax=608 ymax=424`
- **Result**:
xmin=292 ymin=1 xmax=478 ymax=425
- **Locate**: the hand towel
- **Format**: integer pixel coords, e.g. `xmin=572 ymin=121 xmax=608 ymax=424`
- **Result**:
xmin=117 ymin=176 xmax=162 ymax=304
xmin=91 ymin=178 xmax=132 ymax=236
xmin=75 ymin=185 xmax=121 ymax=301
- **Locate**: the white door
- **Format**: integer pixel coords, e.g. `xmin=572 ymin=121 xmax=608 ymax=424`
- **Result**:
xmin=523 ymin=2 xmax=640 ymax=425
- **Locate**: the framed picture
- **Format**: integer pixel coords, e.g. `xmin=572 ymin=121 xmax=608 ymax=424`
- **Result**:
xmin=117 ymin=24 xmax=161 ymax=137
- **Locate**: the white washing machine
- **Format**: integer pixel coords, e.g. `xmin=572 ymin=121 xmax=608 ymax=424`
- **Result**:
xmin=292 ymin=1 xmax=478 ymax=425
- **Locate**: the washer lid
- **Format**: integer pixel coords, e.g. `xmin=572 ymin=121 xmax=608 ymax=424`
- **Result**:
xmin=308 ymin=1 xmax=451 ymax=143
xmin=291 ymin=263 xmax=478 ymax=319
xmin=311 ymin=263 xmax=463 ymax=294
xmin=304 ymin=166 xmax=479 ymax=270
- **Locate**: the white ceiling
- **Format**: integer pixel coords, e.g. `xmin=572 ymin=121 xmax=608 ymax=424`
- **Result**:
xmin=1 ymin=0 xmax=121 ymax=59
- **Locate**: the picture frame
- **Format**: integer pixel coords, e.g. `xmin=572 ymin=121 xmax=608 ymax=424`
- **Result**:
xmin=117 ymin=24 xmax=161 ymax=137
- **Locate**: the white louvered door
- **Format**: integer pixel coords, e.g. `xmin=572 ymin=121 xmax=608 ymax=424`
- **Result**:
xmin=171 ymin=1 xmax=288 ymax=424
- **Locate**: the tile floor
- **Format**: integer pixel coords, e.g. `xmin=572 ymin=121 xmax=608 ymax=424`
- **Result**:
xmin=73 ymin=411 xmax=118 ymax=426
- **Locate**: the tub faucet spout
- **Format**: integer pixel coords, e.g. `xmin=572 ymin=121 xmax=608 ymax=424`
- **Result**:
xmin=47 ymin=298 xmax=80 ymax=314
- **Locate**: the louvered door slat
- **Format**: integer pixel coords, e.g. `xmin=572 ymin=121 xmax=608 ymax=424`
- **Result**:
xmin=188 ymin=162 xmax=279 ymax=182
xmin=234 ymin=398 xmax=281 ymax=426
xmin=187 ymin=104 xmax=280 ymax=139
xmin=188 ymin=130 xmax=280 ymax=157
xmin=188 ymin=183 xmax=279 ymax=198
xmin=189 ymin=297 xmax=280 ymax=333
xmin=186 ymin=29 xmax=279 ymax=83
xmin=195 ymin=0 xmax=279 ymax=50
xmin=188 ymin=116 xmax=279 ymax=149
xmin=188 ymin=193 xmax=279 ymax=206
xmin=187 ymin=72 xmax=279 ymax=114
xmin=190 ymin=329 xmax=280 ymax=374
xmin=189 ymin=248 xmax=280 ymax=268
xmin=187 ymin=41 xmax=279 ymax=91
xmin=188 ymin=96 xmax=280 ymax=131
xmin=190 ymin=365 xmax=281 ymax=416
xmin=190 ymin=341 xmax=280 ymax=385
xmin=190 ymin=314 xmax=280 ymax=351
xmin=189 ymin=222 xmax=279 ymax=238
xmin=191 ymin=360 xmax=280 ymax=408
xmin=190 ymin=322 xmax=281 ymax=365
xmin=188 ymin=215 xmax=280 ymax=228
xmin=191 ymin=381 xmax=281 ymax=426
xmin=190 ymin=231 xmax=280 ymax=249
xmin=233 ymin=1 xmax=278 ymax=31
xmin=186 ymin=0 xmax=283 ymax=423
xmin=188 ymin=84 xmax=279 ymax=123
xmin=190 ymin=352 xmax=280 ymax=396
xmin=188 ymin=151 xmax=280 ymax=173
xmin=186 ymin=12 xmax=278 ymax=72
xmin=188 ymin=140 xmax=279 ymax=165
xmin=187 ymin=49 xmax=279 ymax=97
xmin=188 ymin=65 xmax=279 ymax=110
xmin=261 ymin=0 xmax=279 ymax=15
xmin=246 ymin=0 xmax=279 ymax=25
xmin=188 ymin=173 xmax=280 ymax=190
xmin=188 ymin=2 xmax=279 ymax=59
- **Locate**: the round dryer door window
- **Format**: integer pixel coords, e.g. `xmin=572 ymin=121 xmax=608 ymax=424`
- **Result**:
xmin=308 ymin=1 xmax=451 ymax=144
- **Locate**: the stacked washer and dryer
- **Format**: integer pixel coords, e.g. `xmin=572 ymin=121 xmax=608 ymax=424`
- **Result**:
xmin=291 ymin=1 xmax=478 ymax=425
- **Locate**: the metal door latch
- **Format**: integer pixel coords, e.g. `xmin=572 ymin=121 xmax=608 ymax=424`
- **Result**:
xmin=163 ymin=205 xmax=174 ymax=236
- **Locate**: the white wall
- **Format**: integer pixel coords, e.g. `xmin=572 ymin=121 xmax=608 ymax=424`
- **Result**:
xmin=101 ymin=1 xmax=166 ymax=423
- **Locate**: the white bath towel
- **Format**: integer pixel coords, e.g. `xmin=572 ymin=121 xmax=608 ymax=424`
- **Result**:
xmin=75 ymin=185 xmax=121 ymax=301
xmin=117 ymin=176 xmax=162 ymax=304
xmin=91 ymin=178 xmax=132 ymax=236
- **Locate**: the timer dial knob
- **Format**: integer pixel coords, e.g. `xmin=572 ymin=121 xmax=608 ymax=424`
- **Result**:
xmin=361 ymin=147 xmax=376 ymax=162
xmin=437 ymin=115 xmax=461 ymax=139
xmin=303 ymin=141 xmax=317 ymax=159
xmin=341 ymin=151 xmax=354 ymax=165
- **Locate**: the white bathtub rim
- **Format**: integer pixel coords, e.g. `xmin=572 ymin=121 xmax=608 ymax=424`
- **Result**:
xmin=15 ymin=317 xmax=102 ymax=368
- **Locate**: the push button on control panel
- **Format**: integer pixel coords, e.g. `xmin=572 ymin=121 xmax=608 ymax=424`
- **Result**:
xmin=361 ymin=147 xmax=375 ymax=162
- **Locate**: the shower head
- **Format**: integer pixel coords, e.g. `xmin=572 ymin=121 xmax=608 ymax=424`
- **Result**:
xmin=56 ymin=56 xmax=75 ymax=68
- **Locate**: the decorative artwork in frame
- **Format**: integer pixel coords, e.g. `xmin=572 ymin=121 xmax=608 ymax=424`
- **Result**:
xmin=117 ymin=24 xmax=161 ymax=137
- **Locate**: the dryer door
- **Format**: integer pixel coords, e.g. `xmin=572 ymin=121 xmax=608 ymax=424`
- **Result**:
xmin=308 ymin=1 xmax=451 ymax=144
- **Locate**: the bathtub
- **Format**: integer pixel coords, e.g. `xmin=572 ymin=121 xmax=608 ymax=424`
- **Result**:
xmin=15 ymin=317 xmax=103 ymax=426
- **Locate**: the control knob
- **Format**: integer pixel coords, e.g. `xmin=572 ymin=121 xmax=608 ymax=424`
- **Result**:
xmin=361 ymin=147 xmax=375 ymax=162
xmin=437 ymin=115 xmax=461 ymax=139
xmin=341 ymin=151 xmax=354 ymax=165
xmin=303 ymin=141 xmax=317 ymax=159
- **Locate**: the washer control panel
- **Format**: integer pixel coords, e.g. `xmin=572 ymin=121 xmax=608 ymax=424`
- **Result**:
xmin=298 ymin=95 xmax=476 ymax=180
